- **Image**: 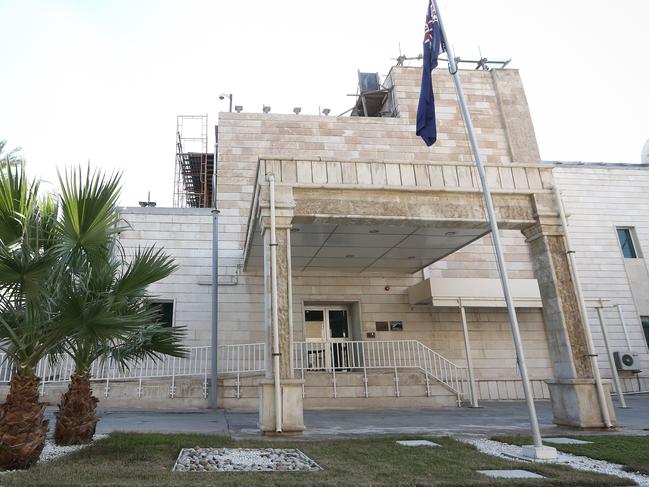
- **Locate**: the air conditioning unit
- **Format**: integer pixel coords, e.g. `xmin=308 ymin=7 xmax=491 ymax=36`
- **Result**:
xmin=613 ymin=351 xmax=641 ymax=373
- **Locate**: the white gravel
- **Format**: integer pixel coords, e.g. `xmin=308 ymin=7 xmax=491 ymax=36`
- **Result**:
xmin=173 ymin=447 xmax=321 ymax=472
xmin=38 ymin=434 xmax=108 ymax=464
xmin=464 ymin=438 xmax=649 ymax=486
xmin=0 ymin=434 xmax=108 ymax=475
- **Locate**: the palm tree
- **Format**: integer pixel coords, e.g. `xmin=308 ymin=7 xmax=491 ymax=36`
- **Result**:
xmin=51 ymin=169 xmax=186 ymax=445
xmin=0 ymin=165 xmax=67 ymax=469
xmin=53 ymin=247 xmax=186 ymax=445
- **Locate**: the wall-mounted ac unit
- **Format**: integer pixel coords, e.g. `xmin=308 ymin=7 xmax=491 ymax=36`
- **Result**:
xmin=613 ymin=351 xmax=641 ymax=373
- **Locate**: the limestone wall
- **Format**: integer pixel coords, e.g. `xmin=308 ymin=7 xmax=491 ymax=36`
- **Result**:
xmin=118 ymin=207 xmax=214 ymax=346
xmin=553 ymin=165 xmax=649 ymax=388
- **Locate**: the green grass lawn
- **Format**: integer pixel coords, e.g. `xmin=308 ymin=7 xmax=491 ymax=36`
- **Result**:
xmin=1 ymin=433 xmax=634 ymax=487
xmin=495 ymin=435 xmax=649 ymax=475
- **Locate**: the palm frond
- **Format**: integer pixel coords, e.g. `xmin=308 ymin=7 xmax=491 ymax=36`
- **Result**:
xmin=106 ymin=325 xmax=188 ymax=370
xmin=0 ymin=164 xmax=39 ymax=247
xmin=56 ymin=166 xmax=124 ymax=265
xmin=114 ymin=246 xmax=176 ymax=298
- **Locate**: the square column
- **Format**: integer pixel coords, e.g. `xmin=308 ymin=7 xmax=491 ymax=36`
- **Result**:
xmin=523 ymin=216 xmax=617 ymax=428
xmin=257 ymin=183 xmax=304 ymax=434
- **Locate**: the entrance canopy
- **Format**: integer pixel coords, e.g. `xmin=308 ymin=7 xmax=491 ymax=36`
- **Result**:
xmin=408 ymin=277 xmax=542 ymax=308
xmin=246 ymin=222 xmax=489 ymax=274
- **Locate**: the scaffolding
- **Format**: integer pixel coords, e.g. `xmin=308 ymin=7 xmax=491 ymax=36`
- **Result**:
xmin=174 ymin=114 xmax=215 ymax=208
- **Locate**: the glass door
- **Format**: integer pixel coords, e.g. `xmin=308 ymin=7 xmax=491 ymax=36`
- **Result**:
xmin=303 ymin=306 xmax=350 ymax=371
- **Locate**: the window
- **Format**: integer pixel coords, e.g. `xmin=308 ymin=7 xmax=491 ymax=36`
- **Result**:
xmin=616 ymin=228 xmax=639 ymax=258
xmin=642 ymin=316 xmax=649 ymax=349
xmin=150 ymin=301 xmax=174 ymax=328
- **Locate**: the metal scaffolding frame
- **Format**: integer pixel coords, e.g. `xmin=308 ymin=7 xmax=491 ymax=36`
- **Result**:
xmin=174 ymin=114 xmax=215 ymax=208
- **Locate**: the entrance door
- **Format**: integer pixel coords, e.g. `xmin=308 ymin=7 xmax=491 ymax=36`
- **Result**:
xmin=304 ymin=306 xmax=350 ymax=370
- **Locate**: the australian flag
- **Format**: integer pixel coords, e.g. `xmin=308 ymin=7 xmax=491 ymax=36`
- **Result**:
xmin=416 ymin=0 xmax=446 ymax=146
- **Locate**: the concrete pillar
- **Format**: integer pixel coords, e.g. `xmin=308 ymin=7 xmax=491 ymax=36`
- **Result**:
xmin=258 ymin=184 xmax=304 ymax=434
xmin=523 ymin=214 xmax=617 ymax=428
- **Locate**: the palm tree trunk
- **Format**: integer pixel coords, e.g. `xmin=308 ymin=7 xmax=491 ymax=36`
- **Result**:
xmin=0 ymin=372 xmax=49 ymax=469
xmin=54 ymin=370 xmax=99 ymax=445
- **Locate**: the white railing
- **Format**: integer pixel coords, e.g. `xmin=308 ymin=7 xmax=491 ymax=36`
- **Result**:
xmin=0 ymin=340 xmax=467 ymax=403
xmin=0 ymin=343 xmax=265 ymax=399
xmin=293 ymin=340 xmax=468 ymax=403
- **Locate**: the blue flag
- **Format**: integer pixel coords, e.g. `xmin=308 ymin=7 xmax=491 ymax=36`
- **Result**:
xmin=416 ymin=0 xmax=446 ymax=146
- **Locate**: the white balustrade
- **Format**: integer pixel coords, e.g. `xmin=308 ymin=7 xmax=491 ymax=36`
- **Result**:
xmin=0 ymin=340 xmax=468 ymax=402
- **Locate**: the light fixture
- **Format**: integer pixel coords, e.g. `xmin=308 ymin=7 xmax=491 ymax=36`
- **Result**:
xmin=219 ymin=93 xmax=233 ymax=112
xmin=139 ymin=192 xmax=156 ymax=207
xmin=345 ymin=254 xmax=355 ymax=258
xmin=263 ymin=105 xmax=271 ymax=113
xmin=322 ymin=108 xmax=331 ymax=116
xmin=290 ymin=227 xmax=300 ymax=233
xmin=445 ymin=231 xmax=456 ymax=236
xmin=407 ymin=256 xmax=417 ymax=260
xmin=369 ymin=229 xmax=379 ymax=234
xmin=293 ymin=107 xmax=301 ymax=115
xmin=234 ymin=105 xmax=243 ymax=113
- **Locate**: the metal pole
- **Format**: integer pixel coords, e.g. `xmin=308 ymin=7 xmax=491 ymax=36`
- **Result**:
xmin=229 ymin=94 xmax=233 ymax=113
xmin=431 ymin=0 xmax=544 ymax=451
xmin=596 ymin=301 xmax=628 ymax=408
xmin=210 ymin=208 xmax=220 ymax=409
xmin=616 ymin=304 xmax=633 ymax=351
xmin=286 ymin=228 xmax=295 ymax=378
xmin=459 ymin=300 xmax=479 ymax=407
xmin=553 ymin=186 xmax=612 ymax=427
xmin=268 ymin=175 xmax=283 ymax=432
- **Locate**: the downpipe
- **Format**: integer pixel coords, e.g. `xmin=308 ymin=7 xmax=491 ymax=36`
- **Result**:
xmin=268 ymin=175 xmax=283 ymax=433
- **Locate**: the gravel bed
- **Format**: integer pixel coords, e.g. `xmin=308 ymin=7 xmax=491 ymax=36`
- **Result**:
xmin=464 ymin=438 xmax=649 ymax=486
xmin=39 ymin=434 xmax=108 ymax=464
xmin=0 ymin=434 xmax=108 ymax=475
xmin=173 ymin=447 xmax=321 ymax=472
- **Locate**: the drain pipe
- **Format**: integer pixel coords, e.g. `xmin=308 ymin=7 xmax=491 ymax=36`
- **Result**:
xmin=267 ymin=175 xmax=283 ymax=432
xmin=554 ymin=186 xmax=613 ymax=427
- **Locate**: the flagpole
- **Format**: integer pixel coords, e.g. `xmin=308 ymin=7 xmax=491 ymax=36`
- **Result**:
xmin=430 ymin=0 xmax=550 ymax=458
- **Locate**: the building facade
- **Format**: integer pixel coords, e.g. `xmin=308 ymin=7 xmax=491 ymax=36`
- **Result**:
xmin=117 ymin=66 xmax=648 ymax=432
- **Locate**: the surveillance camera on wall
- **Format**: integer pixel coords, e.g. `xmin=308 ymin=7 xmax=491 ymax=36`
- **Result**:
xmin=235 ymin=105 xmax=243 ymax=113
xmin=293 ymin=107 xmax=301 ymax=115
xmin=263 ymin=105 xmax=271 ymax=113
xmin=322 ymin=108 xmax=331 ymax=116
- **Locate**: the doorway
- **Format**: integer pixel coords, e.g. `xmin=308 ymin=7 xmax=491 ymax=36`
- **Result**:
xmin=304 ymin=306 xmax=351 ymax=370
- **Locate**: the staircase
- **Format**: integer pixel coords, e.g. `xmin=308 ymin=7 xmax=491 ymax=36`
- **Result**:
xmin=219 ymin=340 xmax=469 ymax=410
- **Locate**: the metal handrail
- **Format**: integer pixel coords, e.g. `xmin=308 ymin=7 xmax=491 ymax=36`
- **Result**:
xmin=293 ymin=340 xmax=468 ymax=397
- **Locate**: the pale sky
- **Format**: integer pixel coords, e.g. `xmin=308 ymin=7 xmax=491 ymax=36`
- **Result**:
xmin=1 ymin=0 xmax=648 ymax=207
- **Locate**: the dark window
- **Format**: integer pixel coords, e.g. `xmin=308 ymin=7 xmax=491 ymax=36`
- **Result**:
xmin=305 ymin=310 xmax=324 ymax=322
xmin=642 ymin=316 xmax=649 ymax=349
xmin=150 ymin=301 xmax=174 ymax=327
xmin=328 ymin=310 xmax=348 ymax=339
xmin=617 ymin=228 xmax=638 ymax=258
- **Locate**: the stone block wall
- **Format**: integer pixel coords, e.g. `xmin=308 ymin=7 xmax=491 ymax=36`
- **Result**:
xmin=553 ymin=165 xmax=649 ymax=387
xmin=118 ymin=207 xmax=214 ymax=346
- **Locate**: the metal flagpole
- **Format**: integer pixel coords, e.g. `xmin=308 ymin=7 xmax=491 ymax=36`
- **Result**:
xmin=430 ymin=0 xmax=548 ymax=456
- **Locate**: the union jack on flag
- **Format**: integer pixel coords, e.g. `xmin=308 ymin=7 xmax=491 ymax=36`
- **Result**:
xmin=416 ymin=0 xmax=446 ymax=146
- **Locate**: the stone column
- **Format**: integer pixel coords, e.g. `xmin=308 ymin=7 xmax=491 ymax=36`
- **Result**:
xmin=523 ymin=196 xmax=616 ymax=428
xmin=258 ymin=183 xmax=304 ymax=434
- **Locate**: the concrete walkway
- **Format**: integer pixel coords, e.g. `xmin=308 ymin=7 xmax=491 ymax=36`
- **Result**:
xmin=77 ymin=393 xmax=648 ymax=440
